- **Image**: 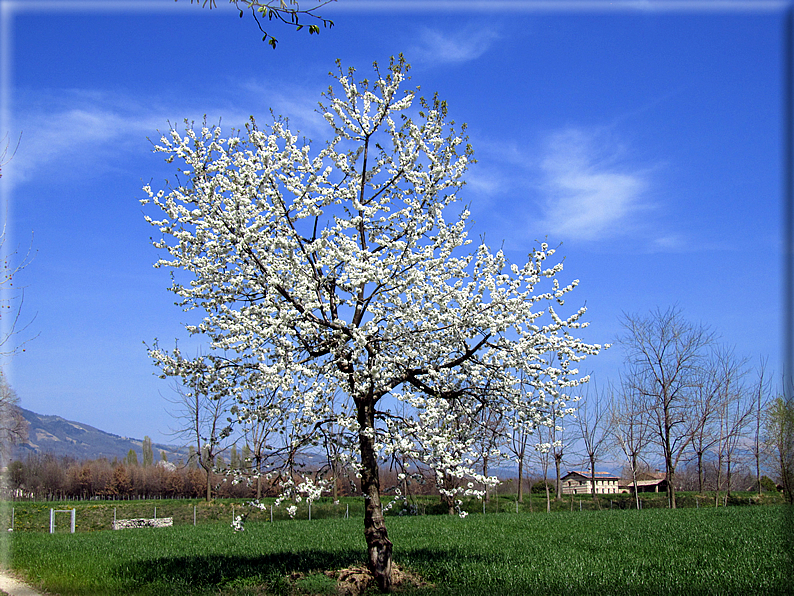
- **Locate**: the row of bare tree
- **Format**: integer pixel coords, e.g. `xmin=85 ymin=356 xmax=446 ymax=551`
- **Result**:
xmin=3 ymin=450 xmax=472 ymax=503
xmin=527 ymin=306 xmax=792 ymax=509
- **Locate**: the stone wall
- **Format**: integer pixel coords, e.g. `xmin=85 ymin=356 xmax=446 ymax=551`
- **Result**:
xmin=113 ymin=517 xmax=173 ymax=530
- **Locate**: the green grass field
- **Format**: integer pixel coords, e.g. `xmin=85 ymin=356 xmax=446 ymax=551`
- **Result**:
xmin=1 ymin=490 xmax=784 ymax=534
xmin=3 ymin=503 xmax=791 ymax=596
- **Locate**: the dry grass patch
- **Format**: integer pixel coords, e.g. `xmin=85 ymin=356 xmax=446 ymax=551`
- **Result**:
xmin=287 ymin=564 xmax=431 ymax=596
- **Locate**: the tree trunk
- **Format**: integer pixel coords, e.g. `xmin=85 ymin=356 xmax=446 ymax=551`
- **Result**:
xmin=697 ymin=451 xmax=704 ymax=494
xmin=204 ymin=465 xmax=212 ymax=502
xmin=545 ymin=483 xmax=550 ymax=513
xmin=358 ymin=400 xmax=392 ymax=592
xmin=589 ymin=455 xmax=600 ymax=510
xmin=663 ymin=433 xmax=676 ymax=508
xmin=439 ymin=472 xmax=456 ymax=515
xmin=554 ymin=454 xmax=563 ymax=501
xmin=483 ymin=457 xmax=490 ymax=503
xmin=517 ymin=456 xmax=524 ymax=504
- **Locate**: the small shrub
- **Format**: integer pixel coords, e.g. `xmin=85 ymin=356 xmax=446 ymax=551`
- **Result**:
xmin=760 ymin=475 xmax=778 ymax=492
xmin=531 ymin=481 xmax=553 ymax=494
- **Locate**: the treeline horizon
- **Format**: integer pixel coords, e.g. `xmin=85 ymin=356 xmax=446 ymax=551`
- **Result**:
xmin=3 ymin=449 xmax=781 ymax=503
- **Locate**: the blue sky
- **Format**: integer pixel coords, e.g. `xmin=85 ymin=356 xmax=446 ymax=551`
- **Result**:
xmin=0 ymin=0 xmax=788 ymax=448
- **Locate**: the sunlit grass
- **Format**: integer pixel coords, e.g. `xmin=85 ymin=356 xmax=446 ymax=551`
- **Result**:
xmin=8 ymin=505 xmax=791 ymax=595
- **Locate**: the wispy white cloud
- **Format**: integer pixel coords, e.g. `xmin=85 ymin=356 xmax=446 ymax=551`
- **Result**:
xmin=410 ymin=25 xmax=501 ymax=66
xmin=536 ymin=128 xmax=650 ymax=242
xmin=4 ymin=85 xmax=315 ymax=190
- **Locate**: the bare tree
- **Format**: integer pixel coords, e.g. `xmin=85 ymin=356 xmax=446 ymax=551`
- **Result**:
xmin=1 ymin=228 xmax=37 ymax=359
xmin=686 ymin=357 xmax=723 ymax=494
xmin=164 ymin=351 xmax=236 ymax=501
xmin=711 ymin=347 xmax=752 ymax=500
xmin=573 ymin=382 xmax=611 ymax=509
xmin=619 ymin=306 xmax=715 ymax=508
xmin=608 ymin=383 xmax=652 ymax=510
xmin=749 ymin=359 xmax=771 ymax=496
xmin=233 ymin=382 xmax=293 ymax=500
xmin=1 ymin=133 xmax=37 ymax=360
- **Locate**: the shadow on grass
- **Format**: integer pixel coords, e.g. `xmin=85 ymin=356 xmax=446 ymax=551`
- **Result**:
xmin=111 ymin=548 xmax=461 ymax=595
xmin=113 ymin=548 xmax=362 ymax=591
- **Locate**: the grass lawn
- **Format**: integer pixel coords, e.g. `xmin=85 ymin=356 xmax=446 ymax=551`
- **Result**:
xmin=4 ymin=505 xmax=792 ymax=595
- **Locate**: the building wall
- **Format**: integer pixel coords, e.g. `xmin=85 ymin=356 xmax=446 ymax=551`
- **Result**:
xmin=561 ymin=475 xmax=620 ymax=495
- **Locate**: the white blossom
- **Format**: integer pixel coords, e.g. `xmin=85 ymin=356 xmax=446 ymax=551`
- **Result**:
xmin=142 ymin=56 xmax=604 ymax=589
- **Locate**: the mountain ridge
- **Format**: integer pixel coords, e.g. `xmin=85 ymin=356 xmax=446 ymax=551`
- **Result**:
xmin=14 ymin=407 xmax=185 ymax=463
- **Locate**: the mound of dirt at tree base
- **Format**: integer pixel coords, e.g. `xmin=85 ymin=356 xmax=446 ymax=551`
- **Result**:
xmin=289 ymin=564 xmax=432 ymax=595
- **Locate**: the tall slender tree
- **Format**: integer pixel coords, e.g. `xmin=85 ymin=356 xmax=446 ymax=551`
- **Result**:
xmin=142 ymin=436 xmax=155 ymax=468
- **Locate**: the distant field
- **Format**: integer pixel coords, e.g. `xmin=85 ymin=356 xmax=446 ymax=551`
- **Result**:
xmin=4 ymin=503 xmax=791 ymax=595
xmin=1 ymin=490 xmax=785 ymax=533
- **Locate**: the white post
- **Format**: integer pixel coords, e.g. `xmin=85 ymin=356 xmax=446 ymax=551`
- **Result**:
xmin=70 ymin=509 xmax=76 ymax=534
xmin=345 ymin=503 xmax=349 ymax=519
xmin=270 ymin=505 xmax=273 ymax=523
xmin=154 ymin=507 xmax=157 ymax=520
xmin=49 ymin=509 xmax=54 ymax=534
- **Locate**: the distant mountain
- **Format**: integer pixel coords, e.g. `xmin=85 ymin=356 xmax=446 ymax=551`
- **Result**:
xmin=13 ymin=408 xmax=185 ymax=463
